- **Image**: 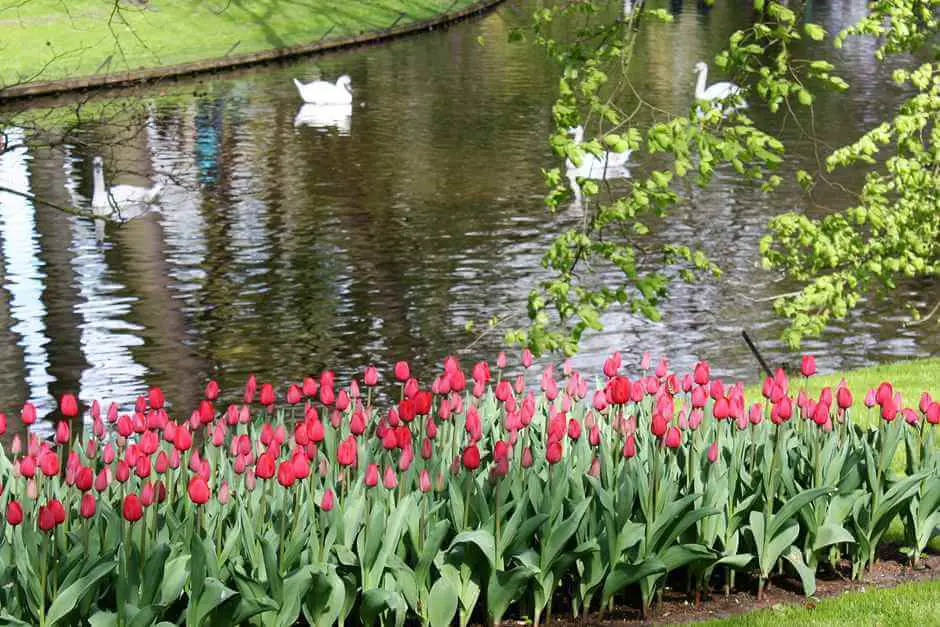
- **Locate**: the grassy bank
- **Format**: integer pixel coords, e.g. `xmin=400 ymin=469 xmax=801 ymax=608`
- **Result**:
xmin=702 ymin=578 xmax=940 ymax=626
xmin=0 ymin=0 xmax=483 ymax=86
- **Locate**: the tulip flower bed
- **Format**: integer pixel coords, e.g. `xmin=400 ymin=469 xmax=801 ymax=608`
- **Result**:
xmin=0 ymin=352 xmax=938 ymax=626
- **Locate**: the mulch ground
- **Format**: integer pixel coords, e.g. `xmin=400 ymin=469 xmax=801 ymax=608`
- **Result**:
xmin=497 ymin=545 xmax=939 ymax=626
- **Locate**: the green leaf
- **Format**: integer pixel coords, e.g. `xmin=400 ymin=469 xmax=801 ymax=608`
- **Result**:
xmin=159 ymin=555 xmax=190 ymax=607
xmin=46 ymin=559 xmax=115 ymax=626
xmin=428 ymin=577 xmax=458 ymax=627
xmin=804 ymin=23 xmax=826 ymax=41
xmin=602 ymin=558 xmax=666 ymax=604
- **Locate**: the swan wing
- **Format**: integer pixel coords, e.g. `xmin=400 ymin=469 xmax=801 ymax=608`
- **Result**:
xmin=702 ymin=82 xmax=739 ymax=101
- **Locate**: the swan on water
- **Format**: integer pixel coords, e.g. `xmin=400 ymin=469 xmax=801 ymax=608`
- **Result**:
xmin=92 ymin=156 xmax=163 ymax=218
xmin=294 ymin=103 xmax=352 ymax=135
xmin=292 ymin=75 xmax=353 ymax=105
xmin=693 ymin=61 xmax=746 ymax=114
xmin=564 ymin=125 xmax=631 ymax=179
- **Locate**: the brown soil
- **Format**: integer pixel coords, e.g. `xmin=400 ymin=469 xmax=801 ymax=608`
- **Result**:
xmin=498 ymin=546 xmax=939 ymax=626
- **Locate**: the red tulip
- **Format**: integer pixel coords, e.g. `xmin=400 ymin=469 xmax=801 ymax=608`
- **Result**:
xmin=122 ymin=494 xmax=143 ymax=522
xmin=623 ymin=434 xmax=637 ymax=459
xmin=603 ymin=352 xmax=622 ymax=378
xmin=5 ymin=500 xmax=23 ymax=526
xmin=800 ymin=355 xmax=816 ymax=378
xmin=198 ymin=400 xmax=214 ymax=425
xmin=39 ymin=452 xmax=59 ymax=478
xmin=546 ymin=440 xmax=563 ymax=464
xmin=244 ymin=374 xmax=257 ymax=404
xmin=382 ymin=465 xmax=398 ymax=489
xmin=21 ymin=402 xmax=36 ymax=425
xmin=46 ymin=499 xmax=64 ymax=525
xmin=59 ymin=393 xmax=78 ymax=418
xmin=837 ymin=385 xmax=853 ymax=410
xmin=174 ymin=427 xmax=193 ymax=452
xmin=881 ymin=397 xmax=898 ymax=422
xmin=218 ymin=480 xmax=231 ymax=504
xmin=927 ymin=402 xmax=939 ymax=425
xmin=147 ymin=387 xmax=164 ymax=410
xmin=394 ymin=361 xmax=411 ymax=382
xmin=260 ymin=383 xmax=275 ymax=407
xmin=698 ymin=441 xmax=715 ymax=465
xmin=55 ymin=421 xmax=70 ymax=445
xmin=665 ymin=426 xmax=682 ymax=449
xmin=76 ymin=466 xmax=93 ymax=492
xmin=567 ymin=418 xmax=582 ymax=441
xmin=291 ymin=452 xmax=310 ymax=479
xmin=608 ymin=376 xmax=630 ymax=405
xmin=419 ymin=469 xmax=432 ymax=493
xmin=364 ymin=463 xmax=379 ymax=487
xmin=287 ymin=384 xmax=302 ymax=405
xmin=303 ymin=377 xmax=320 ymax=398
xmin=277 ymin=461 xmax=295 ymax=487
xmin=256 ymin=453 xmax=276 ymax=479
xmin=693 ymin=361 xmax=711 ymax=386
xmin=141 ymin=482 xmax=155 ymax=507
xmin=521 ymin=349 xmax=534 ymax=368
xmin=38 ymin=505 xmax=56 ymax=531
xmin=94 ymin=468 xmax=110 ymax=492
xmin=205 ymin=379 xmax=220 ymax=401
xmin=650 ymin=413 xmax=668 ymax=438
xmin=337 ymin=436 xmax=357 ymax=467
xmin=319 ymin=385 xmax=335 ymax=406
xmin=321 ymin=488 xmax=335 ymax=511
xmin=0 ymin=412 xmax=5 ymax=436
xmin=188 ymin=476 xmax=210 ymax=504
xmin=362 ymin=366 xmax=378 ymax=386
xmin=462 ymin=444 xmax=481 ymax=470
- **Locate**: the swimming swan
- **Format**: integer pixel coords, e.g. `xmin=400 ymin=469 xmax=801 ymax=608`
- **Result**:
xmin=91 ymin=156 xmax=163 ymax=217
xmin=292 ymin=75 xmax=353 ymax=105
xmin=564 ymin=126 xmax=631 ymax=179
xmin=693 ymin=61 xmax=746 ymax=114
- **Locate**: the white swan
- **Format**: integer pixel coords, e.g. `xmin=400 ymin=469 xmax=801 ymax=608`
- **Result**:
xmin=294 ymin=103 xmax=352 ymax=135
xmin=91 ymin=156 xmax=163 ymax=218
xmin=564 ymin=126 xmax=631 ymax=179
xmin=292 ymin=75 xmax=352 ymax=105
xmin=693 ymin=61 xmax=746 ymax=114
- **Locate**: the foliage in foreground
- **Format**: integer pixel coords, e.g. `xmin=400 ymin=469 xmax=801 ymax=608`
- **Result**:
xmin=0 ymin=352 xmax=938 ymax=626
xmin=510 ymin=0 xmax=939 ymax=355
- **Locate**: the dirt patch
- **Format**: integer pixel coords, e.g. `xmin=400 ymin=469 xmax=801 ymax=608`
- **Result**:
xmin=497 ymin=547 xmax=939 ymax=626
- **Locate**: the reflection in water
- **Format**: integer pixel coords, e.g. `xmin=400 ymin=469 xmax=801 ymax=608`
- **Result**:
xmin=0 ymin=130 xmax=52 ymax=413
xmin=294 ymin=103 xmax=353 ymax=135
xmin=0 ymin=0 xmax=936 ymax=429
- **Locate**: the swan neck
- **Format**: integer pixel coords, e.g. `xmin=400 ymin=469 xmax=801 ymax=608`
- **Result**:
xmin=92 ymin=164 xmax=106 ymax=205
xmin=695 ymin=67 xmax=708 ymax=99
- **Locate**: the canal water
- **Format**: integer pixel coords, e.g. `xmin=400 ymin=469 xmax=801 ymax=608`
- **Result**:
xmin=0 ymin=0 xmax=936 ymax=430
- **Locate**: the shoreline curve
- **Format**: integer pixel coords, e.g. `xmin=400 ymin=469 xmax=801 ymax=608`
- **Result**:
xmin=0 ymin=0 xmax=507 ymax=102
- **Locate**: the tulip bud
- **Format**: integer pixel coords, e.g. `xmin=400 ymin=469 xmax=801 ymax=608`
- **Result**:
xmin=419 ymin=469 xmax=432 ymax=493
xmin=218 ymin=480 xmax=230 ymax=504
xmin=800 ymin=354 xmax=816 ymax=378
xmin=122 ymin=494 xmax=143 ymax=522
xmin=5 ymin=500 xmax=23 ymax=525
xmin=700 ymin=440 xmax=716 ymax=465
xmin=321 ymin=488 xmax=335 ymax=511
xmin=382 ymin=465 xmax=398 ymax=489
xmin=623 ymin=434 xmax=637 ymax=459
xmin=365 ymin=463 xmax=379 ymax=487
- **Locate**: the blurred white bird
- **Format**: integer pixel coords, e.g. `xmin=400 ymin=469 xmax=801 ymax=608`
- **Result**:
xmin=292 ymin=75 xmax=353 ymax=105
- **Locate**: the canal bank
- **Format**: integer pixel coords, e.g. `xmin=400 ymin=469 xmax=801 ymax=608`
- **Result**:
xmin=0 ymin=0 xmax=506 ymax=100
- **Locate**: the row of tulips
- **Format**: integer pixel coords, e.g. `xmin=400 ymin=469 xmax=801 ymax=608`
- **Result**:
xmin=0 ymin=351 xmax=937 ymax=626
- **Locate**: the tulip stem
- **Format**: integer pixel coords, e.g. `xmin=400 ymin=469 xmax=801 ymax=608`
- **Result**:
xmin=279 ymin=488 xmax=288 ymax=573
xmin=39 ymin=535 xmax=48 ymax=627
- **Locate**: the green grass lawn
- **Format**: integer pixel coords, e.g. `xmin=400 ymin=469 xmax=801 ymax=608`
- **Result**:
xmin=701 ymin=578 xmax=940 ymax=626
xmin=0 ymin=0 xmax=482 ymax=86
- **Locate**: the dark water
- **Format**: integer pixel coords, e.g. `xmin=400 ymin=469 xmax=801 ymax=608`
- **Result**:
xmin=0 ymin=0 xmax=936 ymax=431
